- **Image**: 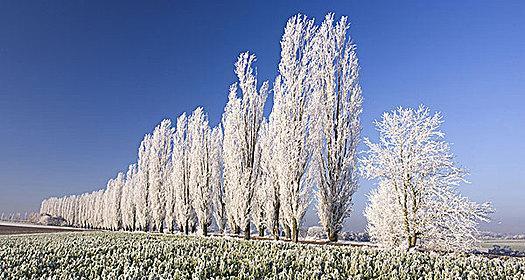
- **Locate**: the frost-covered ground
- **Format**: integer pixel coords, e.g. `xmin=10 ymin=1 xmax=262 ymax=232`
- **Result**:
xmin=1 ymin=232 xmax=524 ymax=279
xmin=481 ymin=239 xmax=525 ymax=253
xmin=480 ymin=239 xmax=525 ymax=257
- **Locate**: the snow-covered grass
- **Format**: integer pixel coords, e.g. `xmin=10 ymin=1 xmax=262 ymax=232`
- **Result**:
xmin=1 ymin=232 xmax=524 ymax=279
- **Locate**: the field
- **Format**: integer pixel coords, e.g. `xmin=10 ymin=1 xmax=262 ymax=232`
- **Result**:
xmin=482 ymin=239 xmax=525 ymax=253
xmin=0 ymin=222 xmax=83 ymax=236
xmin=1 ymin=232 xmax=524 ymax=279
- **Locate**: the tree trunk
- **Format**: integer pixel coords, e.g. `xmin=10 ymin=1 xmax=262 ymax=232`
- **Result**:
xmin=291 ymin=218 xmax=298 ymax=243
xmin=284 ymin=224 xmax=291 ymax=239
xmin=402 ymin=194 xmax=412 ymax=248
xmin=408 ymin=232 xmax=417 ymax=248
xmin=328 ymin=228 xmax=338 ymax=242
xmin=258 ymin=225 xmax=265 ymax=237
xmin=273 ymin=197 xmax=280 ymax=240
xmin=273 ymin=224 xmax=280 ymax=240
xmin=402 ymin=174 xmax=416 ymax=249
xmin=234 ymin=225 xmax=241 ymax=235
xmin=201 ymin=221 xmax=208 ymax=236
xmin=184 ymin=219 xmax=189 ymax=235
xmin=244 ymin=224 xmax=251 ymax=240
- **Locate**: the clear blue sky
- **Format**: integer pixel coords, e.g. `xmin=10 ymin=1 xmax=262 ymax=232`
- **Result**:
xmin=1 ymin=1 xmax=523 ymax=233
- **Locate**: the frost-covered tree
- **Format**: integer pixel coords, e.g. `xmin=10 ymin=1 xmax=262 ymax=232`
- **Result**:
xmin=135 ymin=134 xmax=152 ymax=231
xmin=148 ymin=119 xmax=174 ymax=232
xmin=311 ymin=14 xmax=363 ymax=242
xmin=110 ymin=172 xmax=125 ymax=230
xmin=363 ymin=180 xmax=404 ymax=248
xmin=121 ymin=164 xmax=138 ymax=231
xmin=361 ymin=106 xmax=492 ymax=251
xmin=101 ymin=188 xmax=111 ymax=229
xmin=92 ymin=190 xmax=104 ymax=229
xmin=165 ymin=165 xmax=176 ymax=233
xmin=271 ymin=15 xmax=317 ymax=242
xmin=222 ymin=52 xmax=268 ymax=239
xmin=259 ymin=120 xmax=282 ymax=239
xmin=251 ymin=123 xmax=270 ymax=236
xmin=172 ymin=113 xmax=196 ymax=234
xmin=75 ymin=195 xmax=84 ymax=227
xmin=188 ymin=108 xmax=214 ymax=236
xmin=252 ymin=173 xmax=269 ymax=237
xmin=210 ymin=126 xmax=227 ymax=234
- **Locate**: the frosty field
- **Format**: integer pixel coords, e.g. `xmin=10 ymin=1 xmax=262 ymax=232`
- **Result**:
xmin=481 ymin=239 xmax=525 ymax=253
xmin=1 ymin=232 xmax=524 ymax=279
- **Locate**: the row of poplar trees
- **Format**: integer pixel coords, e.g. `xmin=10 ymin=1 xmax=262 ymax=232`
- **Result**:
xmin=41 ymin=13 xmax=362 ymax=242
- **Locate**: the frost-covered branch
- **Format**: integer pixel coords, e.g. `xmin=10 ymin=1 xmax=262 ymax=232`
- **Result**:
xmin=362 ymin=106 xmax=493 ymax=251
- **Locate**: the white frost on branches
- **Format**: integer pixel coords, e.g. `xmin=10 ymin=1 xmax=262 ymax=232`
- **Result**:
xmin=108 ymin=172 xmax=125 ymax=230
xmin=251 ymin=156 xmax=269 ymax=236
xmin=136 ymin=134 xmax=152 ymax=231
xmin=210 ymin=126 xmax=227 ymax=233
xmin=38 ymin=13 xmax=494 ymax=252
xmin=361 ymin=106 xmax=492 ymax=251
xmin=311 ymin=14 xmax=363 ymax=242
xmin=188 ymin=108 xmax=214 ymax=236
xmin=171 ymin=113 xmax=196 ymax=234
xmin=259 ymin=120 xmax=282 ymax=239
xmin=148 ymin=119 xmax=174 ymax=232
xmin=121 ymin=164 xmax=138 ymax=231
xmin=222 ymin=52 xmax=268 ymax=239
xmin=270 ymin=15 xmax=317 ymax=242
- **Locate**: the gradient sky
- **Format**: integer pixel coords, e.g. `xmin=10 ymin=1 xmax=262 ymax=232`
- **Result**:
xmin=1 ymin=1 xmax=523 ymax=233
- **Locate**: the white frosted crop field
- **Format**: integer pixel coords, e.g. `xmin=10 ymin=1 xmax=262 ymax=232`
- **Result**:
xmin=1 ymin=232 xmax=524 ymax=279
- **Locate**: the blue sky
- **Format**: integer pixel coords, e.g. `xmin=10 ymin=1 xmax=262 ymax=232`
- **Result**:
xmin=0 ymin=1 xmax=523 ymax=233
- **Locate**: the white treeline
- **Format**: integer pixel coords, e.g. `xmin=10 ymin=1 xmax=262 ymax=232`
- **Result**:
xmin=41 ymin=109 xmax=221 ymax=236
xmin=40 ymin=13 xmax=490 ymax=250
